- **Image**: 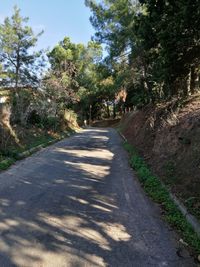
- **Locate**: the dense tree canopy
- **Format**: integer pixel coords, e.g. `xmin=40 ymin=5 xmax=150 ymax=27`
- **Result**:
xmin=1 ymin=2 xmax=200 ymax=127
xmin=86 ymin=0 xmax=200 ymax=106
xmin=44 ymin=37 xmax=104 ymax=119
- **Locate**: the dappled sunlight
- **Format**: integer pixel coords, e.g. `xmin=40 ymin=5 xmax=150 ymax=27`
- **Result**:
xmin=70 ymin=184 xmax=93 ymax=190
xmin=91 ymin=204 xmax=112 ymax=213
xmin=96 ymin=222 xmax=131 ymax=242
xmin=0 ymin=198 xmax=10 ymax=207
xmin=93 ymin=198 xmax=118 ymax=210
xmin=64 ymin=161 xmax=111 ymax=179
xmin=0 ymin=218 xmax=50 ymax=266
xmin=55 ymin=147 xmax=113 ymax=160
xmin=38 ymin=213 xmax=111 ymax=251
xmin=68 ymin=196 xmax=89 ymax=205
xmin=15 ymin=200 xmax=26 ymax=206
xmin=54 ymin=179 xmax=66 ymax=184
xmin=69 ymin=254 xmax=106 ymax=267
xmin=0 ymin=218 xmax=19 ymax=231
xmin=79 ymin=228 xmax=111 ymax=251
xmin=90 ymin=135 xmax=109 ymax=140
xmin=0 ymin=128 xmax=136 ymax=266
xmin=0 ymin=128 xmax=176 ymax=267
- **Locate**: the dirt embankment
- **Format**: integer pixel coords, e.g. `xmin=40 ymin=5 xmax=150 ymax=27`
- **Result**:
xmin=92 ymin=118 xmax=120 ymax=128
xmin=120 ymin=94 xmax=200 ymax=221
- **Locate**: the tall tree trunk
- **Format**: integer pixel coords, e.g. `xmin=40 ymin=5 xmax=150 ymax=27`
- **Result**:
xmin=190 ymin=66 xmax=199 ymax=94
xmin=113 ymin=101 xmax=116 ymax=119
xmin=106 ymin=102 xmax=110 ymax=118
xmin=182 ymin=72 xmax=190 ymax=97
xmin=89 ymin=104 xmax=92 ymax=125
xmin=14 ymin=48 xmax=22 ymax=123
xmin=15 ymin=46 xmax=20 ymax=90
xmin=142 ymin=65 xmax=153 ymax=103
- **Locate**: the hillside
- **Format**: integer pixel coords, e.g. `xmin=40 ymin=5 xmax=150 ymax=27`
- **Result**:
xmin=120 ymin=94 xmax=200 ymax=221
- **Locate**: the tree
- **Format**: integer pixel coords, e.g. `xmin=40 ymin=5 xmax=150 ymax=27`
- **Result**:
xmin=86 ymin=0 xmax=200 ymax=105
xmin=45 ymin=37 xmax=103 ymax=121
xmin=85 ymin=0 xmax=154 ymax=106
xmin=0 ymin=6 xmax=44 ymax=89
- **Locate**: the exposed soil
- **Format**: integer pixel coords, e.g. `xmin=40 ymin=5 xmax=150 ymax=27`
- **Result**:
xmin=120 ymin=94 xmax=200 ymax=221
xmin=92 ymin=118 xmax=120 ymax=127
xmin=0 ymin=126 xmax=60 ymax=158
xmin=0 ymin=122 xmax=78 ymax=162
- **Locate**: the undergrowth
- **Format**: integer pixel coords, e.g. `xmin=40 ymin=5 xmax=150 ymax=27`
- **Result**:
xmin=0 ymin=158 xmax=15 ymax=170
xmin=0 ymin=130 xmax=75 ymax=171
xmin=123 ymin=141 xmax=200 ymax=254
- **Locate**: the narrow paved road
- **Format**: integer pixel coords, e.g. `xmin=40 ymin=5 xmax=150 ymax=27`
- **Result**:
xmin=0 ymin=128 xmax=195 ymax=267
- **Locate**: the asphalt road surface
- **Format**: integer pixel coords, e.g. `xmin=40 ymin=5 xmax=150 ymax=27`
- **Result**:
xmin=0 ymin=128 xmax=195 ymax=267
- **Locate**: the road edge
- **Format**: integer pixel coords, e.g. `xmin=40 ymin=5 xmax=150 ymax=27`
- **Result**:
xmin=118 ymin=130 xmax=200 ymax=253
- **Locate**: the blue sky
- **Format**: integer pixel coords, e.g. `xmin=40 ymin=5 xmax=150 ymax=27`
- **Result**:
xmin=0 ymin=0 xmax=95 ymax=50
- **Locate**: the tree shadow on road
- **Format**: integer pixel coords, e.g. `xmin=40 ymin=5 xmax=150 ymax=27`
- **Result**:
xmin=0 ymin=129 xmax=192 ymax=266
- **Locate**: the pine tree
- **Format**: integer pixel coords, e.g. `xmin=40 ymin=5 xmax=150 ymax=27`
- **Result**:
xmin=0 ymin=6 xmax=43 ymax=89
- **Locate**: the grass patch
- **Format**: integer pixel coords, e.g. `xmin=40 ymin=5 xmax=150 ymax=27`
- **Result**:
xmin=123 ymin=141 xmax=200 ymax=254
xmin=0 ymin=130 xmax=75 ymax=171
xmin=0 ymin=158 xmax=16 ymax=170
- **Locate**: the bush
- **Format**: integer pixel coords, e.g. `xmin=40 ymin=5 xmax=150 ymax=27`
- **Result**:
xmin=27 ymin=110 xmax=41 ymax=125
xmin=0 ymin=158 xmax=15 ymax=170
xmin=40 ymin=116 xmax=59 ymax=130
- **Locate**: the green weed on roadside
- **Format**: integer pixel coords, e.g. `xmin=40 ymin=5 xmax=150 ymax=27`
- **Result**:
xmin=0 ymin=158 xmax=15 ymax=170
xmin=123 ymin=141 xmax=200 ymax=254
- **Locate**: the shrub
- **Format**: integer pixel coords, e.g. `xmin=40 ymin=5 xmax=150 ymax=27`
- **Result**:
xmin=0 ymin=158 xmax=15 ymax=170
xmin=40 ymin=116 xmax=59 ymax=131
xmin=27 ymin=110 xmax=41 ymax=125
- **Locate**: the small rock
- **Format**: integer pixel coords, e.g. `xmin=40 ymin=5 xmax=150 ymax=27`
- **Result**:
xmin=176 ymin=247 xmax=189 ymax=258
xmin=179 ymin=238 xmax=188 ymax=246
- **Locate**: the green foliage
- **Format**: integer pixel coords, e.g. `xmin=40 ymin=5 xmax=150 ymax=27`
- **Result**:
xmin=0 ymin=128 xmax=75 ymax=171
xmin=0 ymin=158 xmax=15 ymax=170
xmin=0 ymin=6 xmax=44 ymax=88
xmin=44 ymin=36 xmax=105 ymax=121
xmin=40 ymin=117 xmax=59 ymax=130
xmin=86 ymin=0 xmax=200 ymax=106
xmin=124 ymin=141 xmax=200 ymax=253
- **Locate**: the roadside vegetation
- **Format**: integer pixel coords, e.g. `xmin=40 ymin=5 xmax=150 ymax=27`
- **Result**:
xmin=0 ymin=0 xmax=200 ymax=251
xmin=1 ymin=2 xmax=200 ymax=153
xmin=0 ymin=7 xmax=106 ymax=168
xmin=124 ymin=141 xmax=200 ymax=256
xmin=85 ymin=0 xmax=200 ymax=254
